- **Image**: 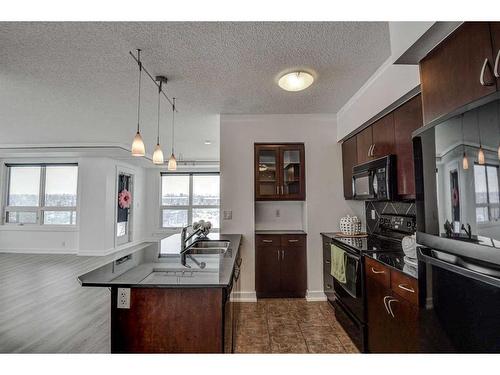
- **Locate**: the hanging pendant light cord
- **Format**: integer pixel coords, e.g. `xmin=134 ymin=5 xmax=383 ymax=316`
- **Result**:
xmin=136 ymin=49 xmax=142 ymax=133
xmin=477 ymin=109 xmax=482 ymax=148
xmin=157 ymin=81 xmax=162 ymax=144
xmin=461 ymin=114 xmax=465 ymax=150
xmin=171 ymin=98 xmax=176 ymax=154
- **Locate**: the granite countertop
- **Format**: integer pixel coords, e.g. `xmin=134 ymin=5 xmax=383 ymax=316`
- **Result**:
xmin=365 ymin=251 xmax=418 ymax=279
xmin=255 ymin=229 xmax=307 ymax=235
xmin=78 ymin=234 xmax=242 ymax=288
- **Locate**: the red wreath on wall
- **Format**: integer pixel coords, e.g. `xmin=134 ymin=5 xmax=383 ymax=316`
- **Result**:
xmin=118 ymin=189 xmax=132 ymax=209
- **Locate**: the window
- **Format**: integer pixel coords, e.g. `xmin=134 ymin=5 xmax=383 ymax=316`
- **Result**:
xmin=161 ymin=173 xmax=220 ymax=229
xmin=5 ymin=164 xmax=78 ymax=225
xmin=474 ymin=164 xmax=500 ymax=223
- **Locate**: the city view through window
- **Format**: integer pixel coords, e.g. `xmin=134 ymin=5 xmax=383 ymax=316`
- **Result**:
xmin=161 ymin=174 xmax=220 ymax=228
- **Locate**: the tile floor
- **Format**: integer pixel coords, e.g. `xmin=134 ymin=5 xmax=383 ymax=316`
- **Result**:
xmin=234 ymin=298 xmax=360 ymax=353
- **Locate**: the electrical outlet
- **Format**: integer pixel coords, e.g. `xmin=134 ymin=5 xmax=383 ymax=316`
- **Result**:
xmin=275 ymin=209 xmax=280 ymax=218
xmin=117 ymin=288 xmax=130 ymax=309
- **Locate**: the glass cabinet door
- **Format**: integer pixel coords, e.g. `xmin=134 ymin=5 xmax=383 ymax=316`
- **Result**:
xmin=255 ymin=146 xmax=280 ymax=198
xmin=280 ymin=145 xmax=305 ymax=200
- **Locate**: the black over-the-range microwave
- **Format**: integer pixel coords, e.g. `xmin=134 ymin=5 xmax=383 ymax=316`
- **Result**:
xmin=352 ymin=155 xmax=397 ymax=201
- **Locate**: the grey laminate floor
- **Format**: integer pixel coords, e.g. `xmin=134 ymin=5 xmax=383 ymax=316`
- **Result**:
xmin=0 ymin=252 xmax=112 ymax=353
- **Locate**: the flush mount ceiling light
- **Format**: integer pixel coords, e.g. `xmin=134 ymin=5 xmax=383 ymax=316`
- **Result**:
xmin=278 ymin=71 xmax=314 ymax=92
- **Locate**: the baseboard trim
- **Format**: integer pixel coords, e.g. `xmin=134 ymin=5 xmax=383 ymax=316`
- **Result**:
xmin=231 ymin=291 xmax=257 ymax=302
xmin=306 ymin=290 xmax=327 ymax=301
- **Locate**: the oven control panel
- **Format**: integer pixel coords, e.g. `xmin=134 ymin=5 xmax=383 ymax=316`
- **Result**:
xmin=379 ymin=214 xmax=416 ymax=234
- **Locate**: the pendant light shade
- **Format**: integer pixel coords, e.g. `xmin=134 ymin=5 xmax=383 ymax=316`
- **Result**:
xmin=463 ymin=152 xmax=469 ymax=170
xmin=153 ymin=144 xmax=164 ymax=164
xmin=478 ymin=146 xmax=485 ymax=165
xmin=131 ymin=49 xmax=145 ymax=157
xmin=167 ymin=153 xmax=177 ymax=171
xmin=131 ymin=131 xmax=145 ymax=156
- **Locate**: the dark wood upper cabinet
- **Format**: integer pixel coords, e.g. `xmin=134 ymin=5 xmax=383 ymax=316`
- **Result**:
xmin=393 ymin=94 xmax=423 ymax=199
xmin=254 ymin=143 xmax=305 ymax=201
xmin=342 ymin=136 xmax=357 ymax=199
xmin=371 ymin=113 xmax=395 ymax=159
xmin=419 ymin=22 xmax=497 ymax=125
xmin=255 ymin=233 xmax=307 ymax=298
xmin=356 ymin=126 xmax=373 ymax=164
xmin=491 ymin=22 xmax=500 ymax=86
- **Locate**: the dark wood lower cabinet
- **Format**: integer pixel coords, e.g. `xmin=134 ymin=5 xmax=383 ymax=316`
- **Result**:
xmin=255 ymin=233 xmax=307 ymax=298
xmin=365 ymin=258 xmax=419 ymax=353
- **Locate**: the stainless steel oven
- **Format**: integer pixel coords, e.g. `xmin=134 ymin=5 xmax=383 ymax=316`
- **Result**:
xmin=352 ymin=155 xmax=396 ymax=201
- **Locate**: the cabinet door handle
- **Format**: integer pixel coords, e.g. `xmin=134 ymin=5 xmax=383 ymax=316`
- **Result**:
xmin=371 ymin=143 xmax=376 ymax=157
xmin=277 ymin=249 xmax=280 ymax=262
xmin=371 ymin=267 xmax=385 ymax=274
xmin=367 ymin=144 xmax=372 ymax=158
xmin=387 ymin=298 xmax=399 ymax=318
xmin=288 ymin=239 xmax=299 ymax=243
xmin=494 ymin=49 xmax=500 ymax=78
xmin=383 ymin=295 xmax=392 ymax=315
xmin=262 ymin=239 xmax=273 ymax=243
xmin=480 ymin=58 xmax=495 ymax=86
xmin=281 ymin=249 xmax=285 ymax=260
xmin=276 ymin=186 xmax=279 ymax=195
xmin=281 ymin=185 xmax=284 ymax=195
xmin=398 ymin=284 xmax=415 ymax=293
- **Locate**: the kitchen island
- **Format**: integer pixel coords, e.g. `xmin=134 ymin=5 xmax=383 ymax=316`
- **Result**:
xmin=78 ymin=233 xmax=242 ymax=353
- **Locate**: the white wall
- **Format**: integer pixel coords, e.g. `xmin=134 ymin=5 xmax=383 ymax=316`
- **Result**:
xmin=220 ymin=114 xmax=364 ymax=301
xmin=336 ymin=22 xmax=434 ymax=141
xmin=255 ymin=201 xmax=305 ymax=231
xmin=0 ymin=154 xmax=148 ymax=255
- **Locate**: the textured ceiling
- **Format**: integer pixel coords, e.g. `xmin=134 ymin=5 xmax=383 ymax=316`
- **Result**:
xmin=0 ymin=22 xmax=391 ymax=160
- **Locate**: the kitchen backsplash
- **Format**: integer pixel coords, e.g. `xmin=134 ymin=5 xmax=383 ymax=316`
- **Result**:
xmin=365 ymin=201 xmax=416 ymax=234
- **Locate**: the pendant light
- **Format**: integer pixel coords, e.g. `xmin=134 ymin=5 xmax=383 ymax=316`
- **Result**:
xmin=167 ymin=97 xmax=177 ymax=171
xmin=461 ymin=114 xmax=469 ymax=170
xmin=131 ymin=49 xmax=146 ymax=157
xmin=152 ymin=79 xmax=165 ymax=164
xmin=477 ymin=110 xmax=485 ymax=165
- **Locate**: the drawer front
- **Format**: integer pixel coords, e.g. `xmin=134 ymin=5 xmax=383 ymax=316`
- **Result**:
xmin=391 ymin=269 xmax=418 ymax=306
xmin=281 ymin=234 xmax=306 ymax=248
xmin=255 ymin=234 xmax=281 ymax=248
xmin=364 ymin=257 xmax=390 ymax=288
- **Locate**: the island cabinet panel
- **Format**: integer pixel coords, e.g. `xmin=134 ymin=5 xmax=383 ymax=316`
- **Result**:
xmin=364 ymin=258 xmax=419 ymax=353
xmin=371 ymin=113 xmax=395 ymax=159
xmin=356 ymin=126 xmax=373 ymax=164
xmin=393 ymin=94 xmax=423 ymax=199
xmin=255 ymin=233 xmax=307 ymax=298
xmin=342 ymin=136 xmax=357 ymax=199
xmin=419 ymin=22 xmax=497 ymax=125
xmin=111 ymin=288 xmax=224 ymax=353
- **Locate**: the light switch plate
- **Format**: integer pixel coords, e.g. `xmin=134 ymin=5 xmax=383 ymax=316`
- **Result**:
xmin=223 ymin=210 xmax=232 ymax=220
xmin=117 ymin=288 xmax=130 ymax=309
